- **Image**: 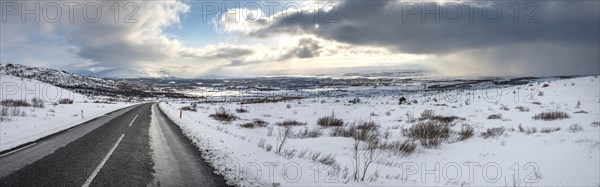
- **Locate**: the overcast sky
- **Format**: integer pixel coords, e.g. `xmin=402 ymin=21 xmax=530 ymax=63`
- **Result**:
xmin=1 ymin=0 xmax=598 ymax=78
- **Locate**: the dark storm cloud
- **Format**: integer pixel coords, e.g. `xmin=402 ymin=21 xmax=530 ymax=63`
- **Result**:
xmin=279 ymin=38 xmax=322 ymax=60
xmin=254 ymin=1 xmax=600 ymax=54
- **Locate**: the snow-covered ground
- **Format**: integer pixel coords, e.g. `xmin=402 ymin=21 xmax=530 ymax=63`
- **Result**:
xmin=0 ymin=75 xmax=133 ymax=152
xmin=160 ymin=76 xmax=600 ymax=186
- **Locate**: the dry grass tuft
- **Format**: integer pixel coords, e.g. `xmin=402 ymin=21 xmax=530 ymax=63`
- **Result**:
xmin=379 ymin=140 xmax=417 ymax=156
xmin=457 ymin=126 xmax=475 ymax=141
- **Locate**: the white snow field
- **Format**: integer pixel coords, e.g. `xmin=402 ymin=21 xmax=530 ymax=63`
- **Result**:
xmin=0 ymin=75 xmax=133 ymax=152
xmin=160 ymin=76 xmax=600 ymax=186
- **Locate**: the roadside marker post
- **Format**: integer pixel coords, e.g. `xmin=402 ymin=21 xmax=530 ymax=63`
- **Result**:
xmin=180 ymin=110 xmax=182 ymax=119
xmin=81 ymin=110 xmax=84 ymax=118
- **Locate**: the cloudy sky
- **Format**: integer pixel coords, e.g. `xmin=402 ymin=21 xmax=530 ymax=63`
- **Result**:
xmin=1 ymin=0 xmax=598 ymax=78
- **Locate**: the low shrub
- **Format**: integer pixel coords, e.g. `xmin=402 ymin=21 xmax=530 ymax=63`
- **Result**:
xmin=0 ymin=107 xmax=7 ymax=116
xmin=419 ymin=110 xmax=463 ymax=123
xmin=317 ymin=113 xmax=344 ymax=127
xmin=180 ymin=106 xmax=197 ymax=112
xmin=295 ymin=127 xmax=322 ymax=138
xmin=487 ymin=114 xmax=502 ymax=120
xmin=58 ymin=98 xmax=74 ymax=104
xmin=209 ymin=107 xmax=238 ymax=122
xmin=240 ymin=97 xmax=304 ymax=104
xmin=354 ymin=121 xmax=380 ymax=142
xmin=540 ymin=127 xmax=561 ymax=133
xmin=276 ymin=119 xmax=306 ymax=126
xmin=240 ymin=122 xmax=257 ymax=128
xmin=349 ymin=98 xmax=361 ymax=104
xmin=252 ymin=118 xmax=268 ymax=126
xmin=532 ymin=111 xmax=570 ymax=121
xmin=567 ymin=124 xmax=583 ymax=133
xmin=404 ymin=121 xmax=451 ymax=148
xmin=420 ymin=110 xmax=434 ymax=119
xmin=1 ymin=107 xmax=26 ymax=117
xmin=481 ymin=127 xmax=505 ymax=139
xmin=356 ymin=120 xmax=379 ymax=131
xmin=515 ymin=106 xmax=530 ymax=112
xmin=330 ymin=124 xmax=356 ymax=137
xmin=518 ymin=124 xmax=538 ymax=134
xmin=235 ymin=107 xmax=249 ymax=113
xmin=0 ymin=116 xmax=10 ymax=122
xmin=240 ymin=118 xmax=269 ymax=129
xmin=379 ymin=140 xmax=417 ymax=156
xmin=0 ymin=99 xmax=30 ymax=107
xmin=317 ymin=153 xmax=337 ymax=166
xmin=31 ymin=98 xmax=44 ymax=108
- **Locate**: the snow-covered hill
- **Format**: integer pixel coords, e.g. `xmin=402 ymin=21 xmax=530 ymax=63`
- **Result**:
xmin=0 ymin=64 xmax=151 ymax=97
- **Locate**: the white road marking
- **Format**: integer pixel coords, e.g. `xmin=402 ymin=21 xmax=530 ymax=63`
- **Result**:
xmin=0 ymin=143 xmax=37 ymax=158
xmin=128 ymin=114 xmax=139 ymax=127
xmin=81 ymin=134 xmax=125 ymax=187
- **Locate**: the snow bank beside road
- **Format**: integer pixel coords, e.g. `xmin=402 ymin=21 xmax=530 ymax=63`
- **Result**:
xmin=161 ymin=76 xmax=600 ymax=186
xmin=1 ymin=75 xmax=133 ymax=152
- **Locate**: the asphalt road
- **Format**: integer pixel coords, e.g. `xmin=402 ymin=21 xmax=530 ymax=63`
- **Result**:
xmin=0 ymin=103 xmax=229 ymax=187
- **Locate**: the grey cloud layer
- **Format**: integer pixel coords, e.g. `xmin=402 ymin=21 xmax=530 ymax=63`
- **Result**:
xmin=243 ymin=0 xmax=599 ymax=75
xmin=2 ymin=0 xmax=598 ymax=77
xmin=254 ymin=1 xmax=599 ymax=54
xmin=1 ymin=0 xmax=189 ymax=70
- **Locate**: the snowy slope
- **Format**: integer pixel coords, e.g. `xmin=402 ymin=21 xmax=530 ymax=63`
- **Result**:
xmin=0 ymin=75 xmax=133 ymax=152
xmin=160 ymin=76 xmax=600 ymax=186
